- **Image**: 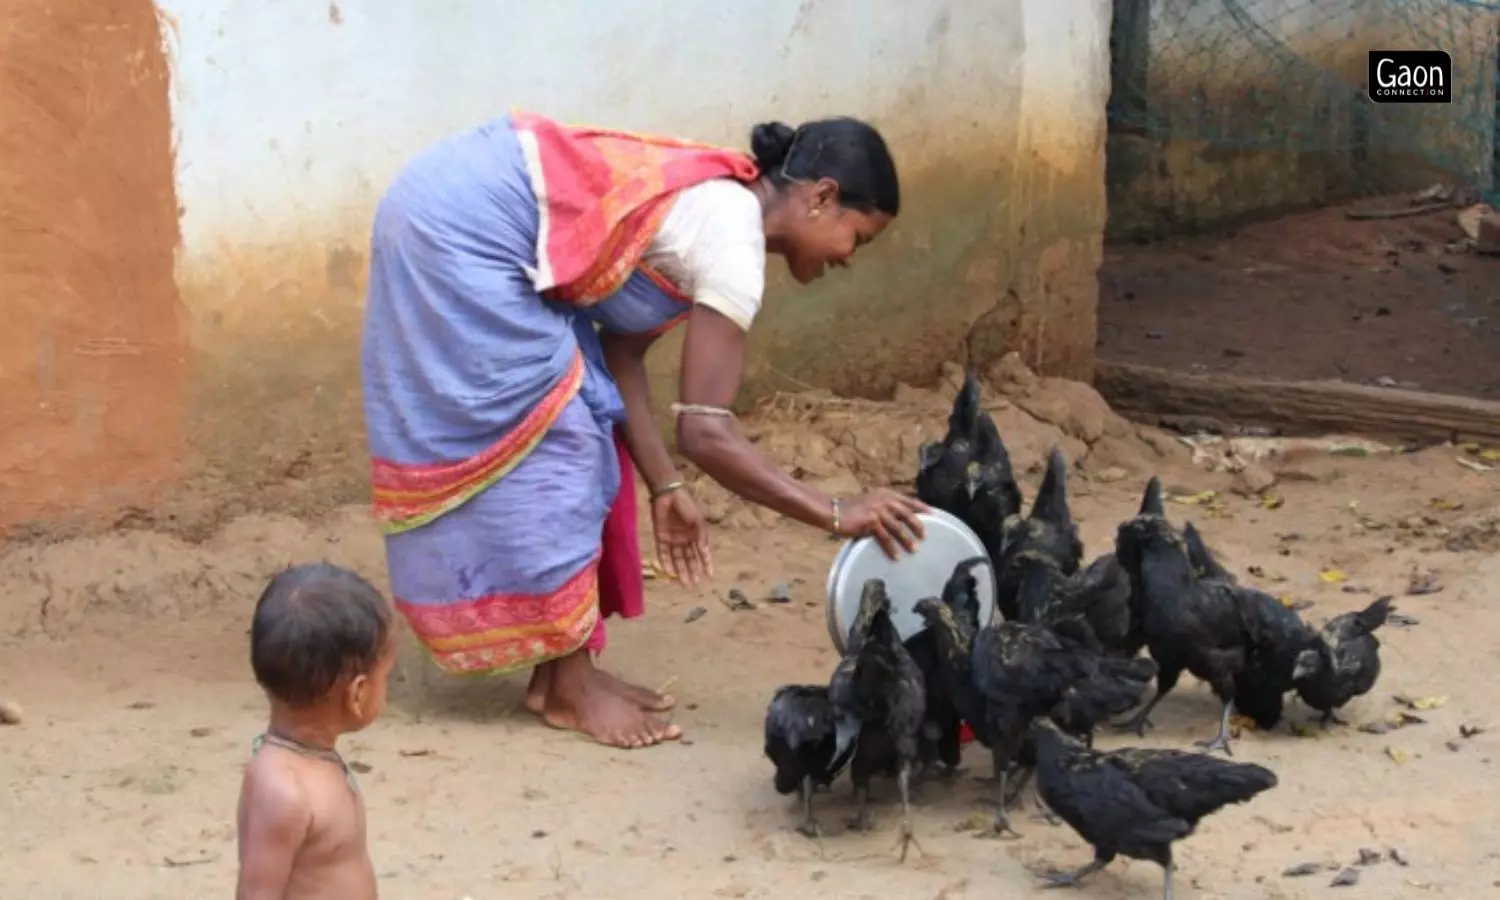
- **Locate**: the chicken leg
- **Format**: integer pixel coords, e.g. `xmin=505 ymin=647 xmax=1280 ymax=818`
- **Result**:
xmin=893 ymin=762 xmax=925 ymax=862
xmin=1115 ymin=668 xmax=1181 ymax=736
xmin=1195 ymin=701 xmax=1235 ymax=756
xmin=985 ymin=742 xmax=1021 ymax=839
xmin=1041 ymin=856 xmax=1109 ymax=888
xmin=1162 ymin=859 xmax=1176 ymax=900
xmin=846 ymin=783 xmax=874 ymax=831
xmin=796 ymin=775 xmax=821 ymax=839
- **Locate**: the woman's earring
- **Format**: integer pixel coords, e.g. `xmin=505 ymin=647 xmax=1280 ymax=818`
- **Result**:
xmin=809 ymin=209 xmax=820 ymax=219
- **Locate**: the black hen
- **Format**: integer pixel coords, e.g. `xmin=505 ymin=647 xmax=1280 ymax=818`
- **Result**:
xmin=1010 ymin=548 xmax=1135 ymax=658
xmin=916 ymin=372 xmax=1022 ymax=532
xmin=1293 ymin=595 xmax=1394 ymax=726
xmin=968 ymin=611 xmax=1100 ymax=835
xmin=902 ymin=627 xmax=962 ymax=780
xmin=1114 ymin=511 xmax=1316 ymax=754
xmin=994 ymin=447 xmax=1085 ymax=621
xmin=1227 ymin=588 xmax=1322 ymax=735
xmin=1030 ymin=719 xmax=1277 ymax=900
xmin=763 ymin=684 xmax=858 ymax=837
xmin=1012 ymin=554 xmax=1157 ymax=787
xmin=1184 ymin=521 xmax=1237 ymax=584
xmin=829 ymin=579 xmax=927 ymax=861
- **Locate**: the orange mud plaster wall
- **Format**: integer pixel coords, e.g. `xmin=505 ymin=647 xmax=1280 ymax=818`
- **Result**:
xmin=0 ymin=0 xmax=186 ymax=532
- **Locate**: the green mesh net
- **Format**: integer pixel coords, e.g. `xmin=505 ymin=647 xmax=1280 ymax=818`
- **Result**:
xmin=1105 ymin=0 xmax=1499 ymax=237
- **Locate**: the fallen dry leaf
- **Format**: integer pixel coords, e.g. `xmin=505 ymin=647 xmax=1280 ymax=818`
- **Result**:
xmin=1428 ymin=497 xmax=1463 ymax=511
xmin=1260 ymin=494 xmax=1285 ymax=510
xmin=1393 ymin=693 xmax=1448 ymax=711
xmin=1319 ymin=569 xmax=1348 ymax=584
xmin=1384 ymin=747 xmax=1410 ymax=764
xmin=1169 ymin=490 xmax=1220 ymax=506
xmin=1455 ymin=456 xmax=1493 ymax=473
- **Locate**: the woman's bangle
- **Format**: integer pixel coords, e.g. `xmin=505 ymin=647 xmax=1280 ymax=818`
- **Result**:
xmin=650 ymin=480 xmax=686 ymax=501
xmin=830 ymin=497 xmax=842 ymax=536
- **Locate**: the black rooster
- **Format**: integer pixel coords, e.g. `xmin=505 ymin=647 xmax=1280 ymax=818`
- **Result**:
xmin=916 ymin=372 xmax=1022 ymax=534
xmin=1114 ymin=509 xmax=1316 ymax=754
xmin=1030 ymin=718 xmax=1277 ymax=900
xmin=829 ymin=579 xmax=927 ymax=861
xmin=1293 ymin=595 xmax=1394 ymax=726
xmin=763 ymin=684 xmax=858 ymax=837
xmin=994 ymin=447 xmax=1085 ymax=621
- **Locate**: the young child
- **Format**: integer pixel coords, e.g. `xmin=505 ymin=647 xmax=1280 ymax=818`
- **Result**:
xmin=236 ymin=562 xmax=396 ymax=900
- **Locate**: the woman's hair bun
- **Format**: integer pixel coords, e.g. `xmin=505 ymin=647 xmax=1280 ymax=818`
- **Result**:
xmin=750 ymin=121 xmax=796 ymax=171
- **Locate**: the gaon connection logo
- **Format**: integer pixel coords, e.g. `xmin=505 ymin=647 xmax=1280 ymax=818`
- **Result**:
xmin=1367 ymin=50 xmax=1453 ymax=104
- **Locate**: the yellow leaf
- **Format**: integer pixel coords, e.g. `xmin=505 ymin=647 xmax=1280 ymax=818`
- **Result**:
xmin=1289 ymin=722 xmax=1318 ymax=738
xmin=1385 ymin=747 xmax=1410 ymax=764
xmin=1277 ymin=595 xmax=1296 ymax=608
xmin=1481 ymin=449 xmax=1500 ymax=462
xmin=1457 ymin=442 xmax=1481 ymax=453
xmin=1398 ymin=694 xmax=1448 ymax=711
xmin=1319 ymin=569 xmax=1348 ymax=583
xmin=1429 ymin=497 xmax=1463 ymax=511
xmin=1170 ymin=490 xmax=1219 ymax=507
xmin=1260 ymin=494 xmax=1284 ymax=510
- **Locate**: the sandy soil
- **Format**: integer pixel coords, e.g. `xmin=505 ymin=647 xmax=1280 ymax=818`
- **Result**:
xmin=3 ymin=368 xmax=1500 ymax=899
xmin=1099 ymin=204 xmax=1500 ymax=399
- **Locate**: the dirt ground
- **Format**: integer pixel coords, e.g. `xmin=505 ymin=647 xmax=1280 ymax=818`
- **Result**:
xmin=3 ymin=366 xmax=1500 ymax=899
xmin=1099 ymin=204 xmax=1500 ymax=399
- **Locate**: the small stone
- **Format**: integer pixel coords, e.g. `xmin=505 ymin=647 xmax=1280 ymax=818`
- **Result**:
xmin=1282 ymin=861 xmax=1325 ymax=877
xmin=1093 ymin=466 xmax=1129 ymax=484
xmin=189 ymin=726 xmax=214 ymax=738
xmin=767 ymin=583 xmax=794 ymax=604
xmin=1474 ymin=211 xmax=1500 ymax=255
xmin=1231 ymin=463 xmax=1277 ymax=497
xmin=1330 ymin=867 xmax=1360 ymax=887
xmin=0 ymin=700 xmax=23 ymax=725
xmin=348 ymin=761 xmax=373 ymax=774
xmin=1356 ymin=848 xmax=1382 ymax=866
xmin=723 ymin=590 xmax=755 ymax=612
xmin=684 ymin=606 xmax=707 ymax=624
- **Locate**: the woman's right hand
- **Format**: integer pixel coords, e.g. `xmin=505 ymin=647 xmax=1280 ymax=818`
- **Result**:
xmin=838 ymin=488 xmax=929 ymax=559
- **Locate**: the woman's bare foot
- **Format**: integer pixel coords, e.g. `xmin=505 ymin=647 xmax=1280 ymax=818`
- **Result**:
xmin=541 ymin=651 xmax=682 ymax=748
xmin=594 ymin=668 xmax=676 ymax=712
xmin=524 ymin=663 xmax=552 ymax=716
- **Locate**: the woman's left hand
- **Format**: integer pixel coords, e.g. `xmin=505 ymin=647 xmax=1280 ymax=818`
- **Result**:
xmin=651 ymin=489 xmax=714 ymax=586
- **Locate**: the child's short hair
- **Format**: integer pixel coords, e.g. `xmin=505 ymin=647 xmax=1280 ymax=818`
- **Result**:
xmin=250 ymin=562 xmax=393 ymax=707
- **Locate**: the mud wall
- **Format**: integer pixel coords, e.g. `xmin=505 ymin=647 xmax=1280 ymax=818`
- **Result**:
xmin=2 ymin=0 xmax=1111 ymax=535
xmin=0 ymin=0 xmax=186 ymax=532
xmin=1107 ymin=0 xmax=1499 ymax=240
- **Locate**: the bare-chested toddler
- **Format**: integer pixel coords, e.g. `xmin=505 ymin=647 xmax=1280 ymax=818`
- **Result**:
xmin=236 ymin=562 xmax=395 ymax=900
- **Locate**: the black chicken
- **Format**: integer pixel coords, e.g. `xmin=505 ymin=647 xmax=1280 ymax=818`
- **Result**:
xmin=763 ymin=684 xmax=859 ymax=837
xmin=829 ymin=579 xmax=927 ymax=861
xmin=994 ymin=447 xmax=1085 ymax=621
xmin=902 ymin=627 xmax=963 ymax=780
xmin=1114 ymin=511 xmax=1316 ymax=754
xmin=1183 ymin=521 xmax=1237 ymax=584
xmin=1227 ymin=588 xmax=1322 ymax=736
xmin=1030 ymin=718 xmax=1278 ymax=900
xmin=1009 ymin=548 xmax=1135 ymax=658
xmin=916 ymin=372 xmax=1022 ymax=532
xmin=1293 ymin=595 xmax=1394 ymax=726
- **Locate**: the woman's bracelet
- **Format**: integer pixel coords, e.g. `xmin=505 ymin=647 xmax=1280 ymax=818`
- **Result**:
xmin=650 ymin=480 xmax=686 ymax=501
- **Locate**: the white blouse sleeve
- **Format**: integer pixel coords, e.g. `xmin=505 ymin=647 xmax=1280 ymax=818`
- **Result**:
xmin=644 ymin=180 xmax=766 ymax=331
